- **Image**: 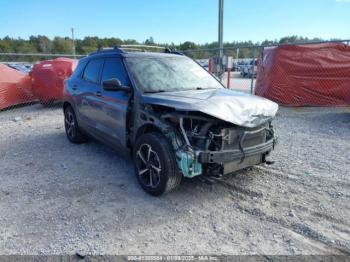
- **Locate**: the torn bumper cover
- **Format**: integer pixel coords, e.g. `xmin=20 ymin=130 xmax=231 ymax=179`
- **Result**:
xmin=198 ymin=137 xmax=276 ymax=164
xmin=197 ymin=127 xmax=277 ymax=175
xmin=199 ymin=125 xmax=277 ymax=164
xmin=167 ymin=119 xmax=277 ymax=177
xmin=144 ymin=88 xmax=279 ymax=177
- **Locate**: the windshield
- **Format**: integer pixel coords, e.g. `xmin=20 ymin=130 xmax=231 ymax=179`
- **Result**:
xmin=125 ymin=56 xmax=223 ymax=93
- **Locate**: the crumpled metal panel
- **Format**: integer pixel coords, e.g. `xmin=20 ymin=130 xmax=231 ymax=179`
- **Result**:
xmin=142 ymin=88 xmax=278 ymax=128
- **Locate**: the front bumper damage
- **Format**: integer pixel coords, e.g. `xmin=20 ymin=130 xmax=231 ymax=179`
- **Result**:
xmin=141 ymin=103 xmax=278 ymax=179
xmin=197 ymin=137 xmax=276 ymax=175
xmin=198 ymin=137 xmax=276 ymax=164
xmin=142 ymin=89 xmax=279 ymax=178
xmin=169 ymin=116 xmax=277 ymax=178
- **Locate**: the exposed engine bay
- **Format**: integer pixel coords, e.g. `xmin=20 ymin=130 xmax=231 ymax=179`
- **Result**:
xmin=137 ymin=104 xmax=277 ymax=178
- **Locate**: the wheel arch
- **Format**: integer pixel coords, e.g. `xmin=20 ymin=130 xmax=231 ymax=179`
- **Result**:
xmin=63 ymin=101 xmax=72 ymax=112
xmin=135 ymin=123 xmax=163 ymax=140
xmin=133 ymin=130 xmax=182 ymax=195
xmin=130 ymin=123 xmax=165 ymax=150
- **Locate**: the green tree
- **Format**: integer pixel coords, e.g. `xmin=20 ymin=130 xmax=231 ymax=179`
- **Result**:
xmin=144 ymin=37 xmax=155 ymax=45
xmin=0 ymin=40 xmax=12 ymax=52
xmin=53 ymin=37 xmax=73 ymax=54
xmin=29 ymin=35 xmax=52 ymax=53
xmin=0 ymin=34 xmax=344 ymax=62
xmin=179 ymin=41 xmax=197 ymax=50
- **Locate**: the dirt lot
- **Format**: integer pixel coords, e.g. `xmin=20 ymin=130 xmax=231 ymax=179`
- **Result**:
xmin=0 ymin=104 xmax=349 ymax=256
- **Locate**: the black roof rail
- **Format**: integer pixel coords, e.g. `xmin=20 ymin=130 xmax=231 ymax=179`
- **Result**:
xmin=89 ymin=45 xmax=184 ymax=56
xmin=120 ymin=45 xmax=171 ymax=52
xmin=120 ymin=45 xmax=184 ymax=55
xmin=89 ymin=46 xmax=124 ymax=56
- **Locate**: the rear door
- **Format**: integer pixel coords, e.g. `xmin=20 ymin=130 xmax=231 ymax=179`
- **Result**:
xmin=98 ymin=57 xmax=131 ymax=148
xmin=78 ymin=58 xmax=104 ymax=131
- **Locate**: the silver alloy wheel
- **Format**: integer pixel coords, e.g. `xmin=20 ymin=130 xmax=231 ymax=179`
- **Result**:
xmin=65 ymin=111 xmax=76 ymax=139
xmin=136 ymin=144 xmax=162 ymax=189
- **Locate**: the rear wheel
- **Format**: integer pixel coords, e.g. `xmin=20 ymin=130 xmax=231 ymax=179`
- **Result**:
xmin=64 ymin=106 xmax=87 ymax=144
xmin=133 ymin=132 xmax=182 ymax=196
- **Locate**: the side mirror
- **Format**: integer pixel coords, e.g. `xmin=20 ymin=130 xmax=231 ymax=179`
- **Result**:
xmin=102 ymin=78 xmax=131 ymax=93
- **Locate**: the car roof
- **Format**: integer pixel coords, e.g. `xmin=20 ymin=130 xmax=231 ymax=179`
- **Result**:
xmin=87 ymin=47 xmax=184 ymax=60
xmin=122 ymin=52 xmax=184 ymax=58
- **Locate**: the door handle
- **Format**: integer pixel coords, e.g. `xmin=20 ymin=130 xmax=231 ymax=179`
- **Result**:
xmin=72 ymin=84 xmax=78 ymax=90
xmin=96 ymin=91 xmax=102 ymax=97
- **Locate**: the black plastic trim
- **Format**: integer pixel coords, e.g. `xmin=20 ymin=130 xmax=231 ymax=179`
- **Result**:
xmin=198 ymin=138 xmax=276 ymax=164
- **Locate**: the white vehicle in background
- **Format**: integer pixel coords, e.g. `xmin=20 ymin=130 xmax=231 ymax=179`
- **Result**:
xmin=241 ymin=59 xmax=257 ymax=78
xmin=197 ymin=59 xmax=209 ymax=71
xmin=6 ymin=63 xmax=32 ymax=74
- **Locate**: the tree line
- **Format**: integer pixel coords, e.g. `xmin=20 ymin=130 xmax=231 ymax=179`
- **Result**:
xmin=0 ymin=35 xmax=343 ymax=62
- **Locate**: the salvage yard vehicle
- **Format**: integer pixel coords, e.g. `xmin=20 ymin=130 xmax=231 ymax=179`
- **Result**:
xmin=241 ymin=59 xmax=257 ymax=78
xmin=31 ymin=58 xmax=77 ymax=106
xmin=63 ymin=46 xmax=278 ymax=196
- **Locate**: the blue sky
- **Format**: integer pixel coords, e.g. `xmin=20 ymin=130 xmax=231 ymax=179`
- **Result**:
xmin=0 ymin=0 xmax=349 ymax=44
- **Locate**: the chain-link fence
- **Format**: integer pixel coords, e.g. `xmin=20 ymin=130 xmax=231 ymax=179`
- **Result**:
xmin=183 ymin=45 xmax=258 ymax=94
xmin=182 ymin=39 xmax=350 ymax=101
xmin=1 ymin=39 xmax=350 ymax=114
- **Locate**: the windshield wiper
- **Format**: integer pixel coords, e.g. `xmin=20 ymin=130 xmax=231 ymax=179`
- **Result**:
xmin=144 ymin=88 xmax=218 ymax=93
xmin=144 ymin=90 xmax=167 ymax=94
xmin=193 ymin=87 xmax=218 ymax=90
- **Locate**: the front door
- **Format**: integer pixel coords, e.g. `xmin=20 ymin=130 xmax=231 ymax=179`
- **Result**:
xmin=98 ymin=57 xmax=131 ymax=149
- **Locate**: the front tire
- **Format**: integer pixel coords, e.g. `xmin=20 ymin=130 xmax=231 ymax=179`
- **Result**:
xmin=133 ymin=132 xmax=182 ymax=196
xmin=64 ymin=106 xmax=87 ymax=144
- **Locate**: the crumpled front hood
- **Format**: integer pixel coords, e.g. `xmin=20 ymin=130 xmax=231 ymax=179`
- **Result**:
xmin=142 ymin=88 xmax=279 ymax=128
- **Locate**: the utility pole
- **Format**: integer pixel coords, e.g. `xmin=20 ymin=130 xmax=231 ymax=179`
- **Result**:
xmin=71 ymin=28 xmax=76 ymax=59
xmin=218 ymin=0 xmax=224 ymax=76
xmin=218 ymin=0 xmax=224 ymax=58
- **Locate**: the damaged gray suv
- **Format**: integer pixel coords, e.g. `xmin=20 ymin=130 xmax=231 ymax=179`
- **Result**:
xmin=63 ymin=46 xmax=278 ymax=196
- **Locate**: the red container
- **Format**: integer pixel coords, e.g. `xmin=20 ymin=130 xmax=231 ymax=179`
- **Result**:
xmin=255 ymin=43 xmax=350 ymax=106
xmin=0 ymin=64 xmax=36 ymax=110
xmin=30 ymin=58 xmax=77 ymax=105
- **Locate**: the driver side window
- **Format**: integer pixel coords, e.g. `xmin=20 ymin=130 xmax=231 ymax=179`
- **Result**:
xmin=101 ymin=58 xmax=130 ymax=86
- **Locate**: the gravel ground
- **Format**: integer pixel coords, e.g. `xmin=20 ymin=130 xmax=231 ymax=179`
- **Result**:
xmin=0 ymin=104 xmax=349 ymax=256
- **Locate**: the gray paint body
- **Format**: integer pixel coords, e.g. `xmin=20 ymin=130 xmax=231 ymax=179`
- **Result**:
xmin=64 ymin=51 xmax=278 ymax=155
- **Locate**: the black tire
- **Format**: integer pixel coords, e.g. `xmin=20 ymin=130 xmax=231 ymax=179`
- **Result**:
xmin=64 ymin=106 xmax=87 ymax=144
xmin=133 ymin=132 xmax=182 ymax=196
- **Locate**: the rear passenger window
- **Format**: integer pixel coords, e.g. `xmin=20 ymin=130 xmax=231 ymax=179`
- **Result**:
xmin=72 ymin=59 xmax=88 ymax=78
xmin=101 ymin=58 xmax=130 ymax=86
xmin=83 ymin=59 xmax=104 ymax=84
